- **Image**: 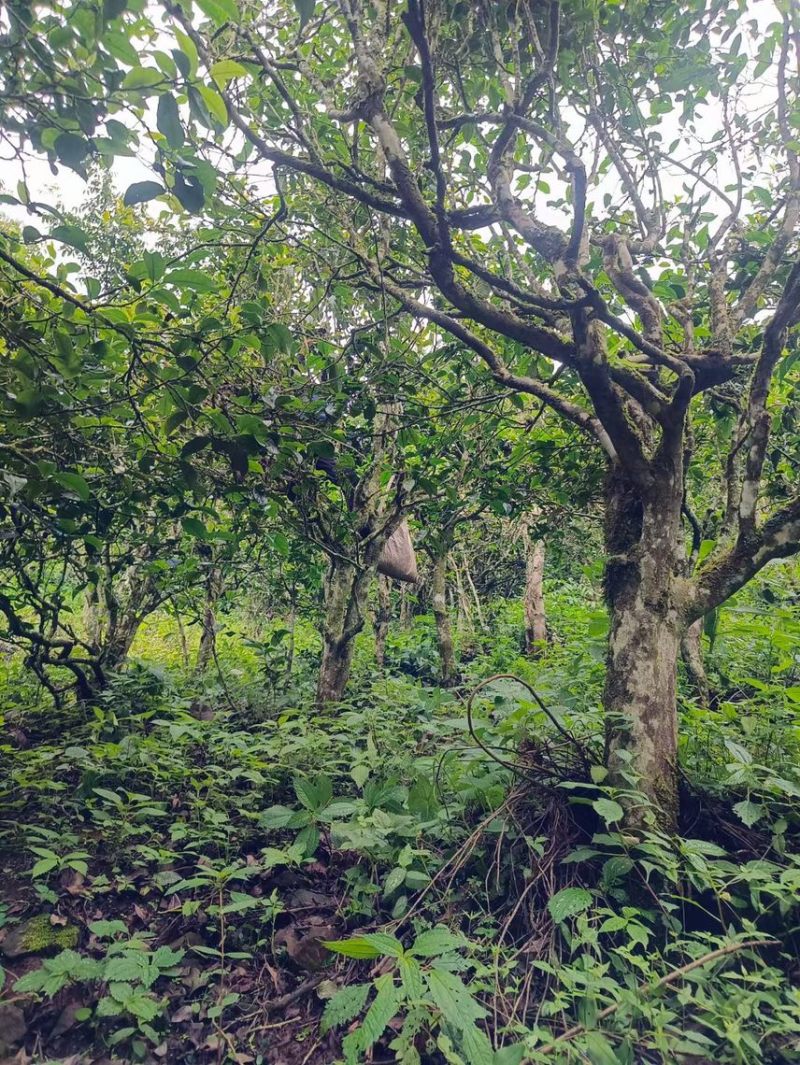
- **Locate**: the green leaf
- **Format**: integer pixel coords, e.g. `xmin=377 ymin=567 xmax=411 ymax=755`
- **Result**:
xmin=547 ymin=887 xmax=593 ymax=923
xmin=31 ymin=857 xmax=59 ymax=877
xmin=54 ymin=133 xmax=90 ymax=168
xmin=165 ymin=268 xmax=217 ymax=293
xmin=383 ymin=867 xmax=406 ymax=895
xmin=322 ymin=937 xmax=387 ymax=960
xmin=121 ymin=67 xmax=163 ymax=91
xmin=359 ymin=932 xmax=404 ymax=958
xmin=320 ymin=982 xmax=371 ymax=1034
xmin=173 ymin=171 xmax=205 ymax=213
xmin=210 ymin=59 xmax=248 ymax=87
xmin=103 ymin=0 xmax=127 ymax=19
xmin=359 ymin=973 xmax=403 ymax=1051
xmin=174 ymin=30 xmax=198 ymax=76
xmin=54 ymin=471 xmax=91 ymax=501
xmin=104 ymin=30 xmax=138 ymax=64
xmin=592 ymin=798 xmax=624 ymax=824
xmin=196 ymin=0 xmax=238 ymax=24
xmin=182 ymin=516 xmax=208 ymax=539
xmin=398 ymin=956 xmax=424 ymax=1001
xmin=156 ymin=93 xmax=184 ymax=148
xmin=197 ymin=85 xmax=228 ymax=128
xmin=410 ymin=926 xmax=466 ymax=958
xmin=123 ymin=181 xmax=165 ymax=206
xmin=733 ymin=799 xmax=764 ymax=828
xmin=456 ymin=1023 xmax=495 ymax=1065
xmin=51 ymin=225 xmax=88 ymax=251
xmin=293 ymin=0 xmax=315 ymax=29
xmin=425 ymin=968 xmax=486 ymax=1027
xmin=582 ymin=1031 xmax=621 ymax=1065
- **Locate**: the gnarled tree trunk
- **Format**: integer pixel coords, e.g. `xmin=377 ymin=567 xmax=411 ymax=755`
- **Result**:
xmin=431 ymin=550 xmax=457 ymax=684
xmin=523 ymin=535 xmax=547 ymax=655
xmin=316 ymin=557 xmax=373 ymax=706
xmin=602 ymin=463 xmax=685 ymax=829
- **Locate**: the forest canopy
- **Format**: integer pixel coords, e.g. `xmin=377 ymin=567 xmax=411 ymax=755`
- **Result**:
xmin=1 ymin=0 xmax=800 ymax=1063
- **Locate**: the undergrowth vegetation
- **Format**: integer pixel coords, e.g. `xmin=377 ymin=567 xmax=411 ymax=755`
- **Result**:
xmin=2 ymin=578 xmax=800 ymax=1065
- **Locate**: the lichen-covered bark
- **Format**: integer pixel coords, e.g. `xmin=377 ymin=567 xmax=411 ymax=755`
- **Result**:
xmin=316 ymin=558 xmax=373 ymax=706
xmin=603 ymin=463 xmax=685 ymax=829
xmin=431 ymin=550 xmax=457 ymax=684
xmin=524 ymin=536 xmax=547 ymax=655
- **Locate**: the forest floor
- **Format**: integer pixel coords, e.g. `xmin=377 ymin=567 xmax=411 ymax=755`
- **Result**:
xmin=1 ymin=585 xmax=800 ymax=1064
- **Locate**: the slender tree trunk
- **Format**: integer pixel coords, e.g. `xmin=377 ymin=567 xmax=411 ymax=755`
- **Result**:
xmin=523 ymin=536 xmax=547 ymax=655
xmin=196 ymin=567 xmax=223 ymax=673
xmin=431 ymin=550 xmax=457 ymax=684
xmin=603 ymin=465 xmax=684 ymax=829
xmin=681 ymin=618 xmax=709 ymax=705
xmin=285 ymin=595 xmax=297 ymax=677
xmin=374 ymin=574 xmax=391 ymax=669
xmin=171 ymin=598 xmax=190 ymax=670
xmin=460 ymin=547 xmax=486 ymax=632
xmin=452 ymin=556 xmax=476 ymax=654
xmin=399 ymin=584 xmax=413 ymax=630
xmin=317 ymin=558 xmax=372 ymax=706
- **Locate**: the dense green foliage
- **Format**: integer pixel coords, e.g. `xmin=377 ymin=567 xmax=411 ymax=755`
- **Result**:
xmin=2 ymin=0 xmax=800 ymax=1061
xmin=2 ymin=579 xmax=800 ymax=1063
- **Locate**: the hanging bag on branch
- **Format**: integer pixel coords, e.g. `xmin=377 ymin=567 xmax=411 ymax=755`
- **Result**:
xmin=378 ymin=520 xmax=418 ymax=583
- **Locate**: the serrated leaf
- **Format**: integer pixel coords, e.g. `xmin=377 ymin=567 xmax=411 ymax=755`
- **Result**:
xmin=547 ymin=887 xmax=593 ymax=923
xmin=31 ymin=857 xmax=59 ymax=877
xmin=360 ymin=973 xmax=403 ymax=1050
xmin=104 ymin=954 xmax=148 ymax=983
xmin=583 ymin=1031 xmax=620 ymax=1065
xmin=425 ymin=968 xmax=486 ymax=1027
xmin=456 ymin=1022 xmax=495 ymax=1065
xmin=398 ymin=956 xmax=424 ymax=1001
xmin=319 ymin=982 xmax=370 ymax=1035
xmin=359 ymin=932 xmax=404 ymax=958
xmin=410 ymin=926 xmax=466 ymax=958
xmin=733 ymin=799 xmax=764 ymax=828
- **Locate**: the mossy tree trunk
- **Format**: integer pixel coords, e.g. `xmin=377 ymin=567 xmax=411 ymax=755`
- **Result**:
xmin=602 ymin=460 xmax=685 ymax=830
xmin=316 ymin=557 xmax=374 ymax=706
